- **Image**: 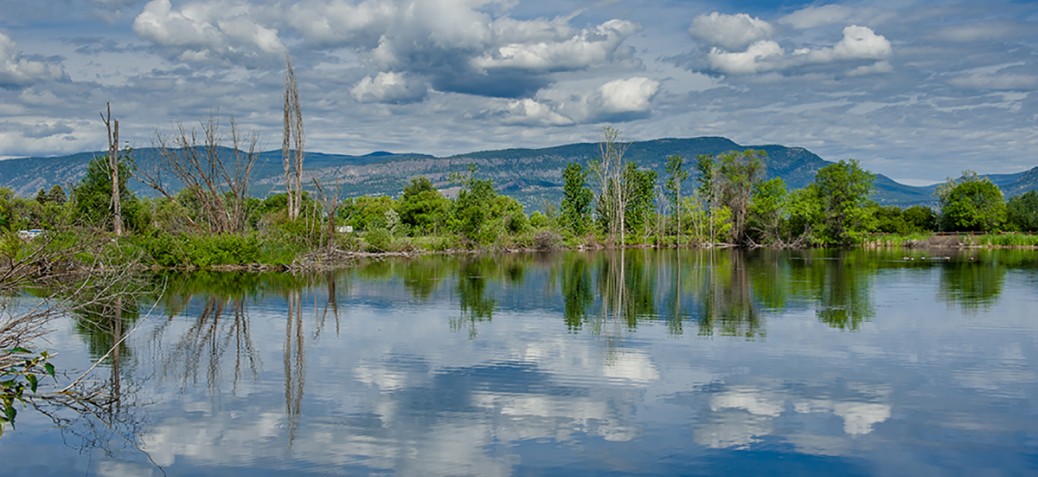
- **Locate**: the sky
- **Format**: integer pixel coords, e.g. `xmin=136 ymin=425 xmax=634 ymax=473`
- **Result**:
xmin=0 ymin=0 xmax=1036 ymax=186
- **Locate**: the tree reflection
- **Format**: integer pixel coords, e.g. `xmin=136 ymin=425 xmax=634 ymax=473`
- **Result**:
xmin=453 ymin=258 xmax=497 ymax=338
xmin=694 ymin=250 xmax=764 ymax=339
xmin=938 ymin=253 xmax=1006 ymax=312
xmin=561 ymin=253 xmax=593 ymax=331
xmin=792 ymin=251 xmax=875 ymax=330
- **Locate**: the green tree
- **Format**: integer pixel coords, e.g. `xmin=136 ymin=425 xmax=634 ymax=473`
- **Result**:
xmin=560 ymin=162 xmax=593 ymax=237
xmin=1006 ymin=190 xmax=1038 ymax=232
xmin=341 ymin=195 xmax=398 ymax=231
xmin=902 ymin=205 xmax=937 ymax=232
xmin=72 ymin=155 xmax=146 ymax=233
xmin=452 ymin=172 xmax=498 ymax=244
xmin=623 ymin=162 xmax=658 ymax=239
xmin=695 ymin=154 xmax=721 ymax=244
xmin=717 ymin=150 xmax=766 ymax=244
xmin=747 ymin=177 xmax=787 ymax=245
xmin=938 ymin=174 xmax=1006 ymax=232
xmin=811 ymin=159 xmax=875 ymax=246
xmin=398 ymin=177 xmax=450 ymax=236
xmin=665 ymin=155 xmax=689 ymax=244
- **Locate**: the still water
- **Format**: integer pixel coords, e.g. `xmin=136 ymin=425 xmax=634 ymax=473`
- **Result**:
xmin=4 ymin=249 xmax=1038 ymax=476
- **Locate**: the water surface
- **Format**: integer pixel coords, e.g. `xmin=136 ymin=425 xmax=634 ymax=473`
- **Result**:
xmin=4 ymin=249 xmax=1038 ymax=476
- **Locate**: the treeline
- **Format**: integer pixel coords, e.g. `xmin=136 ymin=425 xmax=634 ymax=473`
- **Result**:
xmin=3 ymin=127 xmax=1038 ymax=268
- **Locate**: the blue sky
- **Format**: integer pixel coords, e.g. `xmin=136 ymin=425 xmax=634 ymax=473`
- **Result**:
xmin=0 ymin=0 xmax=1036 ymax=185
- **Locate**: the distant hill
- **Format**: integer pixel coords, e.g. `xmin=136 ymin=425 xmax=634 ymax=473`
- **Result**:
xmin=2 ymin=137 xmax=1035 ymax=209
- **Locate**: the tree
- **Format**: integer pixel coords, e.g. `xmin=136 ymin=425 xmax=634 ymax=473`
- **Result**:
xmin=283 ymin=56 xmax=305 ymax=221
xmin=138 ymin=117 xmax=257 ymax=235
xmin=938 ymin=174 xmax=1006 ymax=232
xmin=399 ymin=177 xmax=450 ymax=236
xmin=72 ymin=155 xmax=145 ymax=233
xmin=590 ymin=127 xmax=629 ymax=245
xmin=46 ymin=185 xmax=67 ymax=206
xmin=623 ymin=162 xmax=657 ymax=240
xmin=812 ymin=159 xmax=876 ymax=245
xmin=664 ymin=155 xmax=689 ymax=245
xmin=747 ymin=177 xmax=787 ymax=245
xmin=1007 ymin=190 xmax=1038 ymax=232
xmin=452 ymin=169 xmax=498 ymax=244
xmin=902 ymin=205 xmax=936 ymax=232
xmin=101 ymin=103 xmax=123 ymax=236
xmin=694 ymin=153 xmax=723 ymax=245
xmin=560 ymin=163 xmax=593 ymax=237
xmin=717 ymin=150 xmax=766 ymax=244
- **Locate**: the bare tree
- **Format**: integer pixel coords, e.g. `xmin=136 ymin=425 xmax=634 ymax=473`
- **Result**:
xmin=100 ymin=103 xmax=122 ymax=237
xmin=283 ymin=56 xmax=305 ymax=221
xmin=590 ymin=127 xmax=630 ymax=246
xmin=139 ymin=117 xmax=257 ymax=234
xmin=312 ymin=177 xmax=342 ymax=252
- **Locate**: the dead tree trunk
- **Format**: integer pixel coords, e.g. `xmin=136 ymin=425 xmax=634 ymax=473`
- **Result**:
xmin=283 ymin=56 xmax=305 ymax=221
xmin=102 ymin=103 xmax=122 ymax=237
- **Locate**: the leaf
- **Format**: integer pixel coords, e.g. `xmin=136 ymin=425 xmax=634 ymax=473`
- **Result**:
xmin=4 ymin=405 xmax=15 ymax=423
xmin=26 ymin=374 xmax=38 ymax=394
xmin=44 ymin=363 xmax=55 ymax=379
xmin=5 ymin=347 xmax=30 ymax=354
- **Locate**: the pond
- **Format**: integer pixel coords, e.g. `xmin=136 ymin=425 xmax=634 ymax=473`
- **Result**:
xmin=3 ymin=249 xmax=1038 ymax=476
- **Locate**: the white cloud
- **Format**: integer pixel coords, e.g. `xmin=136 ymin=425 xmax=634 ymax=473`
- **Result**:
xmin=500 ymin=76 xmax=659 ymax=126
xmin=0 ymin=31 xmax=67 ymax=87
xmin=286 ymin=0 xmax=394 ymax=48
xmin=351 ymin=71 xmax=428 ymax=103
xmin=708 ymin=40 xmax=784 ymax=75
xmin=779 ymin=4 xmax=854 ymax=29
xmin=596 ymin=77 xmax=660 ymax=115
xmin=706 ymin=25 xmax=892 ymax=76
xmin=690 ymin=12 xmax=774 ymax=51
xmin=473 ymin=19 xmax=637 ymax=72
xmin=132 ymin=0 xmax=285 ymax=65
xmin=503 ymin=98 xmax=573 ymax=126
xmin=797 ymin=25 xmax=892 ymax=63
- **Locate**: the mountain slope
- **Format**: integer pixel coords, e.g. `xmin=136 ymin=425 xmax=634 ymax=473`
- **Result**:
xmin=1 ymin=137 xmax=1033 ymax=208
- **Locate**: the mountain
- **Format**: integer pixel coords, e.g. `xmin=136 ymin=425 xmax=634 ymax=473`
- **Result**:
xmin=2 ymin=137 xmax=1035 ymax=209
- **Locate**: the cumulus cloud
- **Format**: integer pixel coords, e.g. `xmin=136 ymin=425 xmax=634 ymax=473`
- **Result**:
xmin=351 ymin=71 xmax=428 ymax=103
xmin=708 ymin=40 xmax=784 ymax=75
xmin=501 ymin=76 xmax=659 ymax=126
xmin=796 ymin=25 xmax=892 ymax=63
xmin=779 ymin=4 xmax=854 ymax=29
xmin=595 ymin=77 xmax=660 ymax=116
xmin=690 ymin=12 xmax=773 ymax=51
xmin=130 ymin=0 xmax=638 ymax=98
xmin=0 ymin=32 xmax=67 ymax=88
xmin=503 ymin=98 xmax=573 ymax=127
xmin=705 ymin=24 xmax=892 ymax=76
xmin=286 ymin=0 xmax=394 ymax=48
xmin=473 ymin=19 xmax=637 ymax=72
xmin=132 ymin=0 xmax=285 ymax=65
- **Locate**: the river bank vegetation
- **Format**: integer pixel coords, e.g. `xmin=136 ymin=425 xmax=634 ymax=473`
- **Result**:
xmin=3 ymin=127 xmax=1038 ymax=272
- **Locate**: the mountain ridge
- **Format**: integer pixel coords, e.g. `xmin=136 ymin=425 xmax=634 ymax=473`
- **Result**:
xmin=2 ymin=137 xmax=1036 ymax=208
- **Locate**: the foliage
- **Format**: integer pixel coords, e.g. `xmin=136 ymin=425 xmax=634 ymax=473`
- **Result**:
xmin=810 ymin=159 xmax=876 ymax=246
xmin=398 ymin=177 xmax=450 ymax=236
xmin=72 ymin=155 xmax=147 ymax=233
xmin=452 ymin=171 xmax=498 ymax=245
xmin=664 ymin=154 xmax=689 ymax=243
xmin=0 ymin=348 xmax=56 ymax=432
xmin=903 ymin=205 xmax=937 ymax=232
xmin=938 ymin=174 xmax=1006 ymax=232
xmin=1006 ymin=190 xmax=1038 ymax=232
xmin=747 ymin=177 xmax=787 ymax=245
xmin=717 ymin=150 xmax=766 ymax=244
xmin=341 ymin=195 xmax=398 ymax=231
xmin=622 ymin=162 xmax=658 ymax=240
xmin=560 ymin=162 xmax=593 ymax=237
